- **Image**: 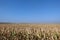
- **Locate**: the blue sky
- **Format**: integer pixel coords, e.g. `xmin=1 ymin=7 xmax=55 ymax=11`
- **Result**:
xmin=0 ymin=0 xmax=60 ymax=23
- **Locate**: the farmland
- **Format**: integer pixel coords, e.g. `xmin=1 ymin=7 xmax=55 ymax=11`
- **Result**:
xmin=0 ymin=24 xmax=60 ymax=40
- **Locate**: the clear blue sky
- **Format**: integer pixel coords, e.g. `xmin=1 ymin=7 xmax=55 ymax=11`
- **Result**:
xmin=0 ymin=0 xmax=60 ymax=23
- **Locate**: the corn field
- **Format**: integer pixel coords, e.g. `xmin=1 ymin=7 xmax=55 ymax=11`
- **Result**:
xmin=0 ymin=24 xmax=60 ymax=40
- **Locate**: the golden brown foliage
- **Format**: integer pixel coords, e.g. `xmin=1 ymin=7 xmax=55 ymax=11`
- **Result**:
xmin=0 ymin=24 xmax=60 ymax=40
